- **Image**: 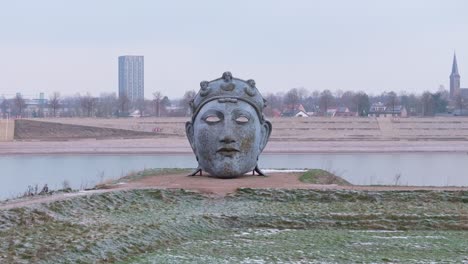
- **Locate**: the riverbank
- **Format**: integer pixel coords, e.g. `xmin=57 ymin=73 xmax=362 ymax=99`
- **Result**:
xmin=1 ymin=186 xmax=467 ymax=263
xmin=2 ymin=138 xmax=468 ymax=155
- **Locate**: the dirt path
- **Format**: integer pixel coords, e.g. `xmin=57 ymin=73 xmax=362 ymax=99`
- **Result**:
xmin=117 ymin=172 xmax=468 ymax=195
xmin=2 ymin=172 xmax=467 ymax=210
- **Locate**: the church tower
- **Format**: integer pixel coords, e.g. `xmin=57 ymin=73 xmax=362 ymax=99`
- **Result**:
xmin=450 ymin=53 xmax=461 ymax=99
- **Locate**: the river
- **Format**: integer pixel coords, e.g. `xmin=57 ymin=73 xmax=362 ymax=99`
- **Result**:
xmin=1 ymin=153 xmax=467 ymax=199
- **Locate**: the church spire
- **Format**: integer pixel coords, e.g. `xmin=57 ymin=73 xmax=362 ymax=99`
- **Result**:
xmin=450 ymin=52 xmax=461 ymax=99
xmin=452 ymin=52 xmax=459 ymax=75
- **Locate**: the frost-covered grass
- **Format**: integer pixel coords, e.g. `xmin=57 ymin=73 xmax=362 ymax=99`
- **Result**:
xmin=127 ymin=229 xmax=468 ymax=263
xmin=97 ymin=168 xmax=191 ymax=187
xmin=0 ymin=189 xmax=467 ymax=263
xmin=299 ymin=169 xmax=351 ymax=185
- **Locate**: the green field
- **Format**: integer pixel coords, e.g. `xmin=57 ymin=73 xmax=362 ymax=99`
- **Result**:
xmin=0 ymin=189 xmax=467 ymax=263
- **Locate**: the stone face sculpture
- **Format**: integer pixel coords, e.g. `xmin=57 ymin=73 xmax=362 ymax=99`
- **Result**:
xmin=186 ymin=72 xmax=272 ymax=178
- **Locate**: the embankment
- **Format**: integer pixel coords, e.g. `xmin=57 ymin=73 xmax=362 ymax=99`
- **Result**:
xmin=33 ymin=116 xmax=468 ymax=141
xmin=14 ymin=119 xmax=158 ymax=140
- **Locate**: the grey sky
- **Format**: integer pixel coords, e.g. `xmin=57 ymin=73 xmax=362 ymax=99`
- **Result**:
xmin=1 ymin=0 xmax=467 ymax=99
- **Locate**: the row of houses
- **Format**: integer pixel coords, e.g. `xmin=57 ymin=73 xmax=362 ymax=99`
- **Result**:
xmin=276 ymin=102 xmax=408 ymax=118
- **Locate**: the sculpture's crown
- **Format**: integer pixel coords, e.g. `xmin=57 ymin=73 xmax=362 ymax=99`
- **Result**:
xmin=190 ymin=71 xmax=267 ymax=121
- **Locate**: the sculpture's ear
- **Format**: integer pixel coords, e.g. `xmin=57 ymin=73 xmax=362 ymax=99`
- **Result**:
xmin=185 ymin=121 xmax=196 ymax=151
xmin=259 ymin=120 xmax=272 ymax=152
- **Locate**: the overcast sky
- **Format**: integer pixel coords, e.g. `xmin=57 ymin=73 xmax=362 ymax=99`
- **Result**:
xmin=1 ymin=0 xmax=467 ymax=99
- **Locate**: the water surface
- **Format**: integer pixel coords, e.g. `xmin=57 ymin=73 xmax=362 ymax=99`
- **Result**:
xmin=1 ymin=153 xmax=467 ymax=199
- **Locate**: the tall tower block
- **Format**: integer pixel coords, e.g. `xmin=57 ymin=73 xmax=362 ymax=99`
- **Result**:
xmin=118 ymin=56 xmax=144 ymax=102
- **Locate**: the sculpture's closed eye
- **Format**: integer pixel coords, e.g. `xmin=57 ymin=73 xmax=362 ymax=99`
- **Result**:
xmin=235 ymin=116 xmax=249 ymax=124
xmin=205 ymin=115 xmax=221 ymax=123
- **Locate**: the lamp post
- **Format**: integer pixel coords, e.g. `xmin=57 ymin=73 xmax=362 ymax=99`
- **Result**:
xmin=459 ymin=97 xmax=464 ymax=116
xmin=4 ymin=113 xmax=9 ymax=141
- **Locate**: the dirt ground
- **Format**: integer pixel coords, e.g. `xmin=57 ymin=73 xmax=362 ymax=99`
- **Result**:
xmin=111 ymin=172 xmax=468 ymax=195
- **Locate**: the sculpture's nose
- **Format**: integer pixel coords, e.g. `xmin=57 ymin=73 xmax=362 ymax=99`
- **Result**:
xmin=220 ymin=135 xmax=236 ymax=144
xmin=219 ymin=117 xmax=236 ymax=144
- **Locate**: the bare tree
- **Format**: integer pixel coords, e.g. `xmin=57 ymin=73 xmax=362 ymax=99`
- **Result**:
xmin=181 ymin=90 xmax=196 ymax=116
xmin=302 ymin=91 xmax=320 ymax=113
xmin=284 ymin=88 xmax=301 ymax=110
xmin=14 ymin=93 xmax=26 ymax=118
xmin=63 ymin=94 xmax=82 ymax=117
xmin=160 ymin=96 xmax=171 ymax=117
xmin=319 ymin=90 xmax=334 ymax=114
xmin=400 ymin=92 xmax=419 ymax=116
xmin=353 ymin=92 xmax=370 ymax=117
xmin=152 ymin=92 xmax=162 ymax=117
xmin=386 ymin=91 xmax=399 ymax=116
xmin=96 ymin=93 xmax=118 ymax=117
xmin=118 ymin=94 xmax=130 ymax=116
xmin=49 ymin=92 xmax=61 ymax=117
xmin=80 ymin=93 xmax=96 ymax=117
xmin=0 ymin=96 xmax=9 ymax=118
xmin=297 ymin=88 xmax=309 ymax=101
xmin=335 ymin=89 xmax=344 ymax=99
xmin=339 ymin=91 xmax=356 ymax=111
xmin=455 ymin=93 xmax=465 ymax=116
xmin=432 ymin=91 xmax=449 ymax=113
xmin=264 ymin=93 xmax=283 ymax=117
xmin=135 ymin=99 xmax=148 ymax=117
xmin=421 ymin=91 xmax=435 ymax=116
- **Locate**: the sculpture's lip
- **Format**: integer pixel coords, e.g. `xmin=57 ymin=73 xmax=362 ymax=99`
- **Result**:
xmin=216 ymin=147 xmax=240 ymax=154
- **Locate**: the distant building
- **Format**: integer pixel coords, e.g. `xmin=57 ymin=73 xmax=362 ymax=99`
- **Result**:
xmin=368 ymin=102 xmax=407 ymax=117
xmin=327 ymin=107 xmax=356 ymax=117
xmin=449 ymin=53 xmax=468 ymax=99
xmin=281 ymin=109 xmax=308 ymax=117
xmin=369 ymin=102 xmax=386 ymax=113
xmin=385 ymin=105 xmax=408 ymax=118
xmin=281 ymin=104 xmax=307 ymax=117
xmin=294 ymin=110 xmax=309 ymax=117
xmin=118 ymin=56 xmax=144 ymax=102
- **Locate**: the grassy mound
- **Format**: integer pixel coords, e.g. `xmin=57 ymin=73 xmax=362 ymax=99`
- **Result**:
xmin=299 ymin=169 xmax=351 ymax=185
xmin=95 ymin=168 xmax=191 ymax=189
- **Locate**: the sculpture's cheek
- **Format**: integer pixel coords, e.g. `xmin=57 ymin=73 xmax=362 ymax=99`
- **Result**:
xmin=240 ymin=133 xmax=254 ymax=154
xmin=194 ymin=126 xmax=217 ymax=159
xmin=197 ymin=127 xmax=212 ymax=147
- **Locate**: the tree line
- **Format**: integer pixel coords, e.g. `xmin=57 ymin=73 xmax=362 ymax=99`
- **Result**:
xmin=0 ymin=90 xmax=196 ymax=118
xmin=0 ymin=87 xmax=461 ymax=118
xmin=264 ymin=87 xmax=454 ymax=117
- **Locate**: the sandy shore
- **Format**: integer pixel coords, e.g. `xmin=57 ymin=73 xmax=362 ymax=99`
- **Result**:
xmin=1 ymin=138 xmax=468 ymax=154
xmin=4 ymin=117 xmax=468 ymax=154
